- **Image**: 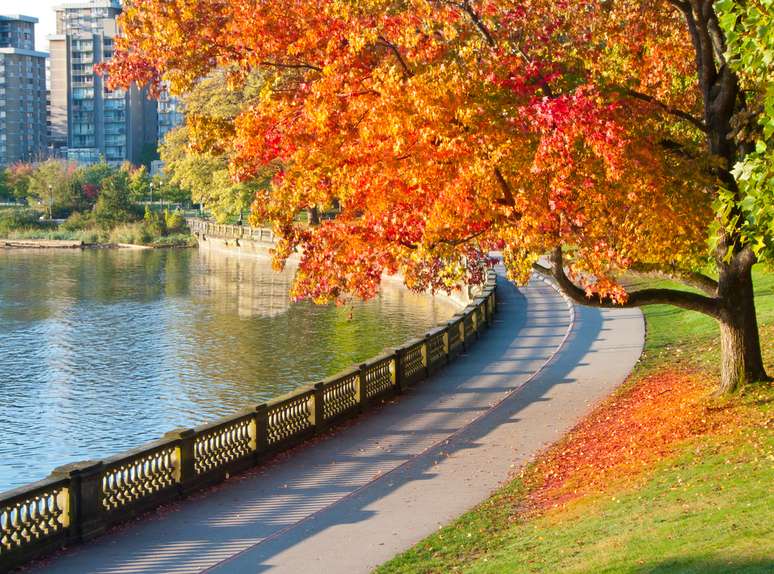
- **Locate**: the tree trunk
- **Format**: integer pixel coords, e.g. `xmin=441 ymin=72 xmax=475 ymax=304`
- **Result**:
xmin=308 ymin=206 xmax=320 ymax=226
xmin=717 ymin=259 xmax=768 ymax=393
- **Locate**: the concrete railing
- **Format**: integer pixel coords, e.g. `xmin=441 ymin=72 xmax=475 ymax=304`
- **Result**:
xmin=0 ymin=269 xmax=497 ymax=573
xmin=187 ymin=218 xmax=277 ymax=244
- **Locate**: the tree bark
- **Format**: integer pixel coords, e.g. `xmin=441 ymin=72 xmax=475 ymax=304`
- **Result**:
xmin=536 ymin=247 xmax=769 ymax=394
xmin=308 ymin=206 xmax=321 ymax=226
xmin=716 ymin=255 xmax=768 ymax=393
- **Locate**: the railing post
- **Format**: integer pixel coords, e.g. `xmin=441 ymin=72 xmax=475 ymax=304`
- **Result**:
xmin=50 ymin=460 xmax=104 ymax=544
xmin=392 ymin=348 xmax=404 ymax=393
xmin=357 ymin=363 xmax=368 ymax=411
xmin=313 ymin=382 xmax=327 ymax=433
xmin=163 ymin=428 xmax=196 ymax=495
xmin=255 ymin=404 xmax=269 ymax=458
xmin=421 ymin=337 xmax=429 ymax=379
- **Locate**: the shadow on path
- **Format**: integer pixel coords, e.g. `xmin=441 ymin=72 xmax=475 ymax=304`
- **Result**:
xmin=33 ymin=272 xmax=644 ymax=574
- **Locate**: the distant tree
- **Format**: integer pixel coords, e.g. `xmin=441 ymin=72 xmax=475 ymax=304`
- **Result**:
xmin=94 ymin=170 xmax=140 ymax=228
xmin=5 ymin=163 xmax=34 ymax=203
xmin=139 ymin=142 xmax=160 ymax=167
xmin=160 ymin=125 xmax=257 ymax=222
xmin=151 ymin=173 xmax=190 ymax=206
xmin=69 ymin=161 xmax=113 ymax=210
xmin=27 ymin=160 xmax=81 ymax=217
xmin=122 ymin=163 xmax=151 ymax=202
xmin=0 ymin=169 xmax=11 ymax=202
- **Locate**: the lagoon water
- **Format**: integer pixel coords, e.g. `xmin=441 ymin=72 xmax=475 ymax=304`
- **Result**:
xmin=0 ymin=247 xmax=457 ymax=492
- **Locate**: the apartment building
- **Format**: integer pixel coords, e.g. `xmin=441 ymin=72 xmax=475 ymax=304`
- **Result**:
xmin=49 ymin=0 xmax=157 ymax=165
xmin=0 ymin=15 xmax=48 ymax=166
xmin=157 ymin=83 xmax=183 ymax=143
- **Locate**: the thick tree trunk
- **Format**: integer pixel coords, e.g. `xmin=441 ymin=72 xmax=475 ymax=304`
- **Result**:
xmin=717 ymin=259 xmax=768 ymax=393
xmin=308 ymin=206 xmax=320 ymax=226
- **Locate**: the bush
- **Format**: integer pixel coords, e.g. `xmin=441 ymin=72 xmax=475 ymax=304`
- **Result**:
xmin=151 ymin=233 xmax=197 ymax=248
xmin=0 ymin=207 xmax=43 ymax=233
xmin=164 ymin=209 xmax=187 ymax=234
xmin=108 ymin=222 xmax=152 ymax=245
xmin=144 ymin=206 xmax=167 ymax=237
xmin=74 ymin=228 xmax=104 ymax=244
xmin=61 ymin=211 xmax=93 ymax=232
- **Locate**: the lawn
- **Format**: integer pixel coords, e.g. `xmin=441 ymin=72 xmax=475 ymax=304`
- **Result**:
xmin=376 ymin=267 xmax=774 ymax=574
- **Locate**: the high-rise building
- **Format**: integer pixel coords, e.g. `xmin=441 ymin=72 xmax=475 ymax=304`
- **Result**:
xmin=157 ymin=85 xmax=183 ymax=143
xmin=0 ymin=15 xmax=48 ymax=166
xmin=49 ymin=0 xmax=157 ymax=165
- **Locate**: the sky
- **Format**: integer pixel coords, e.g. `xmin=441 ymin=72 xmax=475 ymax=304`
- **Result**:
xmin=2 ymin=0 xmax=61 ymax=53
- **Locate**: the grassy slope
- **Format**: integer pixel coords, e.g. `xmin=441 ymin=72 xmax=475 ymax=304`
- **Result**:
xmin=377 ymin=268 xmax=774 ymax=574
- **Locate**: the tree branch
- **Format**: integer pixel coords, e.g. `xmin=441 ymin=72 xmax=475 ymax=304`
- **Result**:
xmin=703 ymin=0 xmax=728 ymax=67
xmin=451 ymin=0 xmax=556 ymax=97
xmin=625 ymin=89 xmax=707 ymax=132
xmin=260 ymin=61 xmax=323 ymax=73
xmin=378 ymin=36 xmax=414 ymax=79
xmin=457 ymin=0 xmax=496 ymax=48
xmin=429 ymin=225 xmax=492 ymax=249
xmin=627 ymin=263 xmax=718 ymax=295
xmin=494 ymin=167 xmax=516 ymax=205
xmin=689 ymin=0 xmax=719 ymax=94
xmin=534 ymin=248 xmax=722 ymax=318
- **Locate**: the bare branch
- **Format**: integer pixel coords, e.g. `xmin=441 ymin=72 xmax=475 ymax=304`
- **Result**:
xmin=703 ymin=0 xmax=728 ymax=66
xmin=494 ymin=167 xmax=515 ymax=204
xmin=688 ymin=0 xmax=720 ymax=94
xmin=429 ymin=225 xmax=492 ymax=249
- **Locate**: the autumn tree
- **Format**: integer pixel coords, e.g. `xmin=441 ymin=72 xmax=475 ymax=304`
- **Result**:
xmin=3 ymin=163 xmax=34 ymax=203
xmin=158 ymin=69 xmax=264 ymax=222
xmin=106 ymin=0 xmax=772 ymax=393
xmin=26 ymin=160 xmax=84 ymax=217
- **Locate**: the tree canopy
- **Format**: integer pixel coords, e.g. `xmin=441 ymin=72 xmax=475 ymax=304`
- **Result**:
xmin=106 ymin=0 xmax=773 ymax=391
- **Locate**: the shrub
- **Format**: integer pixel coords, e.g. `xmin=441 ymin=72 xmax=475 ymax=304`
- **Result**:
xmin=61 ymin=211 xmax=93 ymax=232
xmin=164 ymin=209 xmax=186 ymax=234
xmin=151 ymin=233 xmax=197 ymax=247
xmin=0 ymin=208 xmax=43 ymax=233
xmin=74 ymin=228 xmax=104 ymax=244
xmin=108 ymin=222 xmax=152 ymax=245
xmin=143 ymin=206 xmax=167 ymax=237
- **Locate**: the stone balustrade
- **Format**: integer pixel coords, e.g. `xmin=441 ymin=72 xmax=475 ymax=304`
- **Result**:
xmin=187 ymin=218 xmax=278 ymax=244
xmin=0 ymin=233 xmax=498 ymax=573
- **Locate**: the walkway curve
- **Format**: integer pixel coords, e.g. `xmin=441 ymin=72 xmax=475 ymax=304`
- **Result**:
xmin=28 ymin=268 xmax=644 ymax=574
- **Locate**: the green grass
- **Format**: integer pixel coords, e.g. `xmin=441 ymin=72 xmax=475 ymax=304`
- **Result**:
xmin=380 ymin=426 xmax=772 ymax=574
xmin=376 ymin=266 xmax=774 ymax=574
xmin=631 ymin=267 xmax=774 ymax=375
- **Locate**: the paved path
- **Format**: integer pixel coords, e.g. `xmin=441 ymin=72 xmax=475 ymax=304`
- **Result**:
xmin=30 ymin=270 xmax=644 ymax=574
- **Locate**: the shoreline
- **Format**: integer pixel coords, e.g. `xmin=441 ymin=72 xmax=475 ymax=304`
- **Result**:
xmin=0 ymin=238 xmax=195 ymax=250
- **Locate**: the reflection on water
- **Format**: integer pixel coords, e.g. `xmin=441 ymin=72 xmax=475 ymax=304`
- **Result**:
xmin=0 ymin=248 xmax=457 ymax=491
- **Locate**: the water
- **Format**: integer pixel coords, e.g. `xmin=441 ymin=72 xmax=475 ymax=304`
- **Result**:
xmin=0 ymin=247 xmax=457 ymax=492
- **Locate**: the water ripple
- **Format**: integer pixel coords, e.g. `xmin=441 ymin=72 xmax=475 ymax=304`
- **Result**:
xmin=0 ymin=248 xmax=456 ymax=491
